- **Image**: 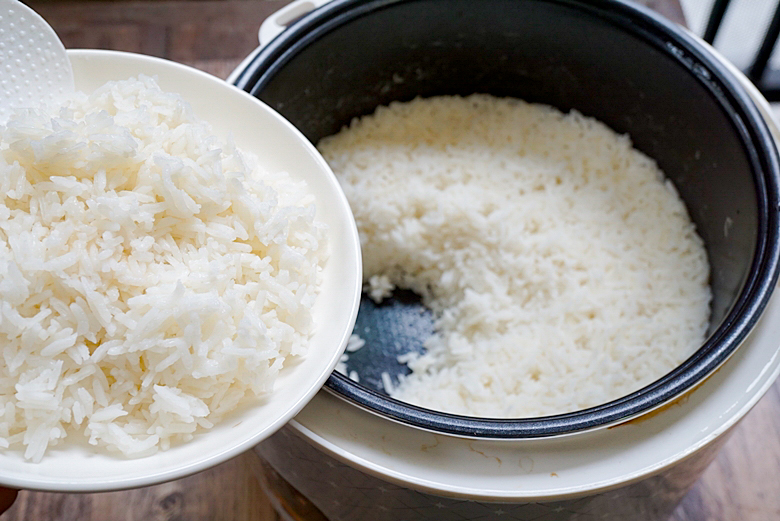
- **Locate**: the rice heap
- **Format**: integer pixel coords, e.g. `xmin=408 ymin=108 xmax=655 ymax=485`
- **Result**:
xmin=0 ymin=76 xmax=327 ymax=461
xmin=319 ymin=94 xmax=710 ymax=418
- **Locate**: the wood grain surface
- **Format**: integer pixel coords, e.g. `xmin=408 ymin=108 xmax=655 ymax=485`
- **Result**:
xmin=2 ymin=1 xmax=779 ymax=520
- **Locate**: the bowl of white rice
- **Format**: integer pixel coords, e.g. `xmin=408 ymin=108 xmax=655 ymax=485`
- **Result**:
xmin=229 ymin=1 xmax=780 ymax=517
xmin=0 ymin=49 xmax=361 ymax=491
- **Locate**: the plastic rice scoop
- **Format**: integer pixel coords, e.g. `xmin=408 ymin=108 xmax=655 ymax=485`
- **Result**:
xmin=0 ymin=0 xmax=73 ymax=124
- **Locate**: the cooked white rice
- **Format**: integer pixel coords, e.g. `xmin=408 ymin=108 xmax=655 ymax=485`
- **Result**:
xmin=319 ymin=94 xmax=710 ymax=418
xmin=335 ymin=333 xmax=365 ymax=379
xmin=0 ymin=76 xmax=328 ymax=461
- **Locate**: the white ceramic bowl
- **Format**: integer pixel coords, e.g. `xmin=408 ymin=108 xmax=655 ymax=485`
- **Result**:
xmin=0 ymin=49 xmax=362 ymax=492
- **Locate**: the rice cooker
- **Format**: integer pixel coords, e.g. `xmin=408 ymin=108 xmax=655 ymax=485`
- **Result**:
xmin=228 ymin=1 xmax=780 ymax=519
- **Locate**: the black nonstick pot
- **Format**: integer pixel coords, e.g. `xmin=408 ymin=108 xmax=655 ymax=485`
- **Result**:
xmin=233 ymin=0 xmax=780 ymax=437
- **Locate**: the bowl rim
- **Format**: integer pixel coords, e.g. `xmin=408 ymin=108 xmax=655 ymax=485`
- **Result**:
xmin=233 ymin=0 xmax=780 ymax=438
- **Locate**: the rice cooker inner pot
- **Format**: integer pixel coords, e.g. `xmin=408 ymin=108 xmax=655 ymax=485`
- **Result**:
xmin=234 ymin=0 xmax=780 ymax=437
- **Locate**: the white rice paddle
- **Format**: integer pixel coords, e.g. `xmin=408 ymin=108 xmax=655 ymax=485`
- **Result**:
xmin=0 ymin=0 xmax=73 ymax=124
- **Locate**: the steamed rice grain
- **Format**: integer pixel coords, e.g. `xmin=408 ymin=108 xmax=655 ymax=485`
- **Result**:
xmin=319 ymin=94 xmax=710 ymax=418
xmin=0 ymin=76 xmax=328 ymax=461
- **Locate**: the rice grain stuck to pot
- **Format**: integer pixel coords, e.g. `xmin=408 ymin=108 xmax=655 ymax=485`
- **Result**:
xmin=319 ymin=94 xmax=710 ymax=418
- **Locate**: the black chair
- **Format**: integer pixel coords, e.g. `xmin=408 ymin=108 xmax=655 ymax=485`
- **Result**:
xmin=703 ymin=0 xmax=780 ymax=101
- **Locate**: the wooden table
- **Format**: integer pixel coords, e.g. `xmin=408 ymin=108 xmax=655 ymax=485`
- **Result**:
xmin=3 ymin=1 xmax=780 ymax=519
